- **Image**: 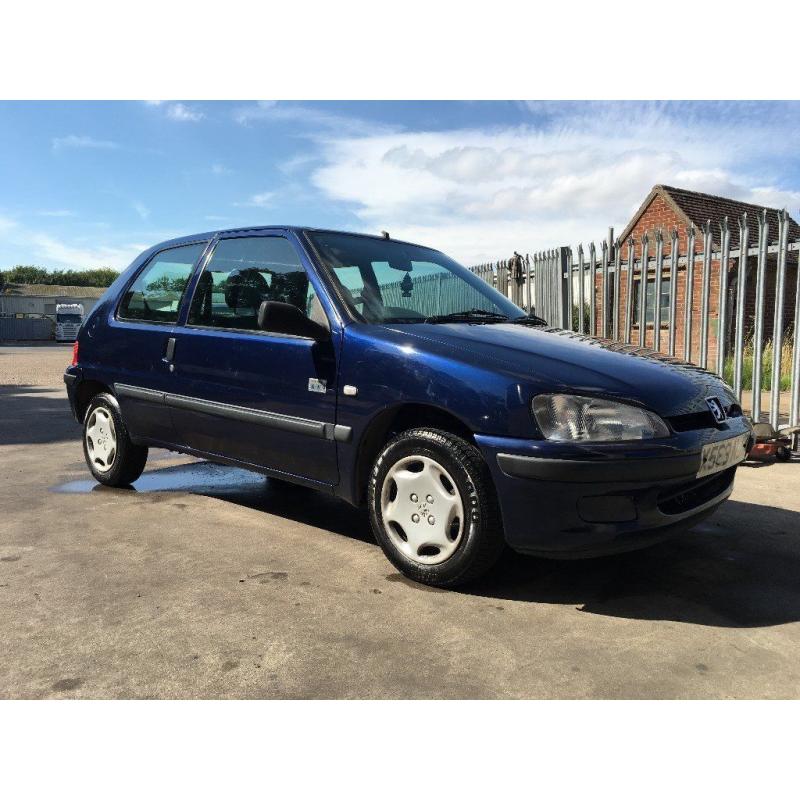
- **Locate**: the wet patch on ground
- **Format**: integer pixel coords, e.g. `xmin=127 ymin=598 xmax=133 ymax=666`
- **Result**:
xmin=52 ymin=461 xmax=267 ymax=498
xmin=246 ymin=571 xmax=289 ymax=583
xmin=52 ymin=678 xmax=83 ymax=692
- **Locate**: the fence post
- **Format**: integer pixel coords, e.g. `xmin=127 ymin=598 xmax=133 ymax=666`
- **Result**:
xmin=790 ymin=231 xmax=800 ymax=442
xmin=716 ymin=217 xmax=731 ymax=377
xmin=601 ymin=239 xmax=609 ymax=339
xmin=769 ymin=209 xmax=790 ymax=428
xmin=752 ymin=209 xmax=769 ymax=422
xmin=613 ymin=239 xmax=621 ymax=341
xmin=540 ymin=252 xmax=547 ymax=320
xmin=625 ymin=237 xmax=635 ymax=344
xmin=683 ymin=224 xmax=696 ymax=362
xmin=589 ymin=242 xmax=597 ymax=336
xmin=638 ymin=233 xmax=649 ymax=347
xmin=541 ymin=252 xmax=548 ymax=320
xmin=733 ymin=214 xmax=749 ymax=398
xmin=699 ymin=220 xmax=713 ymax=369
xmin=653 ymin=229 xmax=664 ymax=353
xmin=564 ymin=248 xmax=573 ymax=331
xmin=577 ymin=244 xmax=585 ymax=334
xmin=525 ymin=254 xmax=532 ymax=314
xmin=668 ymin=227 xmax=679 ymax=357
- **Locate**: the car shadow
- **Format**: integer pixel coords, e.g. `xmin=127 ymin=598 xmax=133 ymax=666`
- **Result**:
xmin=54 ymin=460 xmax=375 ymax=545
xmin=53 ymin=460 xmax=800 ymax=628
xmin=463 ymin=499 xmax=800 ymax=628
xmin=0 ymin=384 xmax=79 ymax=445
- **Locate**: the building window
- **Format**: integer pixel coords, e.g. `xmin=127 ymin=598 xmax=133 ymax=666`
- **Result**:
xmin=632 ymin=276 xmax=670 ymax=326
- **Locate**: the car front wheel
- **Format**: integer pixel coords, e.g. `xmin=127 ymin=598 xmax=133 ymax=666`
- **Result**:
xmin=368 ymin=428 xmax=504 ymax=587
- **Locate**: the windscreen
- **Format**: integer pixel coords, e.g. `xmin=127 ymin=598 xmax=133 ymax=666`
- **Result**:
xmin=57 ymin=313 xmax=82 ymax=324
xmin=305 ymin=231 xmax=524 ymax=324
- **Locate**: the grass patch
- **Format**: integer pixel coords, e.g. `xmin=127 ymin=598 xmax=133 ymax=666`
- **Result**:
xmin=723 ymin=336 xmax=794 ymax=391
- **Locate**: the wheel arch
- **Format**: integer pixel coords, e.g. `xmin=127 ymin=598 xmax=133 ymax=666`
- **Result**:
xmin=352 ymin=402 xmax=476 ymax=506
xmin=75 ymin=379 xmax=114 ymax=423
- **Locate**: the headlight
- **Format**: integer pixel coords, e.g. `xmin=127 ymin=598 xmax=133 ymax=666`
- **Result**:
xmin=532 ymin=394 xmax=670 ymax=442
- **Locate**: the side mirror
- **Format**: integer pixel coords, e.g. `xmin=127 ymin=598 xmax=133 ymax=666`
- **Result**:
xmin=257 ymin=300 xmax=329 ymax=341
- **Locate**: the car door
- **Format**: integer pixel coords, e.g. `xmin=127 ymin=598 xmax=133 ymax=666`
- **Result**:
xmin=106 ymin=241 xmax=209 ymax=445
xmin=167 ymin=232 xmax=341 ymax=486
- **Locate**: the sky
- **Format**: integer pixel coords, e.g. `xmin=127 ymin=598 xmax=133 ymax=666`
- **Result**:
xmin=1 ymin=100 xmax=800 ymax=271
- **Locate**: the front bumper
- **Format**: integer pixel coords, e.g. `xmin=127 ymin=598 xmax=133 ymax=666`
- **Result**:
xmin=476 ymin=419 xmax=752 ymax=558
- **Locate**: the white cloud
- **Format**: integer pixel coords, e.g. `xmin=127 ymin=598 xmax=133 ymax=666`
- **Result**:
xmin=0 ymin=214 xmax=19 ymax=233
xmin=234 ymin=191 xmax=275 ymax=209
xmin=232 ymin=100 xmax=277 ymax=124
xmin=132 ymin=202 xmax=150 ymax=221
xmin=233 ymin=101 xmax=393 ymax=137
xmin=166 ymin=103 xmax=204 ymax=122
xmin=211 ymin=163 xmax=232 ymax=175
xmin=279 ymin=153 xmax=318 ymax=175
xmin=31 ymin=234 xmax=145 ymax=269
xmin=37 ymin=209 xmax=76 ymax=218
xmin=308 ymin=103 xmax=800 ymax=263
xmin=52 ymin=134 xmax=119 ymax=152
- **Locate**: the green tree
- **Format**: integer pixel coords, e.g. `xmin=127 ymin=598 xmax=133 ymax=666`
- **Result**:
xmin=0 ymin=265 xmax=120 ymax=288
xmin=1 ymin=265 xmax=50 ymax=284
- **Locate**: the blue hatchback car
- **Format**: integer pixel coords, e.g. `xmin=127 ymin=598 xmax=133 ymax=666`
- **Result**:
xmin=64 ymin=227 xmax=752 ymax=586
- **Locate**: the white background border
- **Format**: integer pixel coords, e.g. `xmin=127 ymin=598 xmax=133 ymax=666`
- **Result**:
xmin=1 ymin=1 xmax=798 ymax=797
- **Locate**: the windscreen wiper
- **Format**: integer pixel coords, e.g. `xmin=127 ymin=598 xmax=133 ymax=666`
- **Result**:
xmin=423 ymin=308 xmax=510 ymax=324
xmin=508 ymin=313 xmax=549 ymax=327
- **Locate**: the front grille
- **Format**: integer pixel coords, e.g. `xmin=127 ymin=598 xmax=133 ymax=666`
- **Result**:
xmin=667 ymin=410 xmax=716 ymax=432
xmin=657 ymin=467 xmax=735 ymax=515
xmin=667 ymin=403 xmax=743 ymax=432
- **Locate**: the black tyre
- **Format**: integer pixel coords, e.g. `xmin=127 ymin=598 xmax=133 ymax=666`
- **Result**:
xmin=367 ymin=428 xmax=505 ymax=587
xmin=776 ymin=446 xmax=792 ymax=462
xmin=82 ymin=392 xmax=148 ymax=487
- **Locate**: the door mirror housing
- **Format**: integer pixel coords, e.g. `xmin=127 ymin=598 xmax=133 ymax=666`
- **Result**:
xmin=257 ymin=300 xmax=329 ymax=340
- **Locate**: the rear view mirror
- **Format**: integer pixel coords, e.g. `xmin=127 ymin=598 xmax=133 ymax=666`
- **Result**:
xmin=257 ymin=300 xmax=329 ymax=341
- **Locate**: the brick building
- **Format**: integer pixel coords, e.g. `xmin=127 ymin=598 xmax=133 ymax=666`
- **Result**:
xmin=601 ymin=185 xmax=800 ymax=366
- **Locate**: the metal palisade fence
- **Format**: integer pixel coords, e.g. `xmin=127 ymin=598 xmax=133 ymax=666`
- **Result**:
xmin=471 ymin=210 xmax=800 ymax=434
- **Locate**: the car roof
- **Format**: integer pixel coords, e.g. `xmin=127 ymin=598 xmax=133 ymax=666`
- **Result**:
xmin=150 ymin=226 xmax=431 ymax=253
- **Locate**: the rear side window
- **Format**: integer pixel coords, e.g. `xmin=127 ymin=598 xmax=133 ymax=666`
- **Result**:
xmin=187 ymin=236 xmax=315 ymax=331
xmin=118 ymin=243 xmax=206 ymax=323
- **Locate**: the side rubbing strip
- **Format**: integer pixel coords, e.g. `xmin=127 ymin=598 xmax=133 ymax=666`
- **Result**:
xmin=165 ymin=392 xmax=327 ymax=438
xmin=114 ymin=383 xmax=347 ymax=441
xmin=332 ymin=425 xmax=353 ymax=442
xmin=115 ymin=383 xmax=166 ymax=403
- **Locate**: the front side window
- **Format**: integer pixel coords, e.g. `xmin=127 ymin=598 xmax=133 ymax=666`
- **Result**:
xmin=305 ymin=231 xmax=524 ymax=323
xmin=188 ymin=236 xmax=316 ymax=331
xmin=118 ymin=243 xmax=206 ymax=323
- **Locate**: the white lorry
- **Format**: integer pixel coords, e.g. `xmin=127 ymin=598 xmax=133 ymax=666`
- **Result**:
xmin=55 ymin=303 xmax=84 ymax=342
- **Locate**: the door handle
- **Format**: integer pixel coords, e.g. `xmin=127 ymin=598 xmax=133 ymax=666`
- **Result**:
xmin=164 ymin=337 xmax=176 ymax=362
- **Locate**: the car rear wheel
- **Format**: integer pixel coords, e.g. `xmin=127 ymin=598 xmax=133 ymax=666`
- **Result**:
xmin=368 ymin=428 xmax=505 ymax=587
xmin=83 ymin=393 xmax=148 ymax=487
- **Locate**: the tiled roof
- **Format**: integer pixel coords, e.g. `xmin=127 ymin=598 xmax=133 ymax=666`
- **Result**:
xmin=621 ymin=184 xmax=800 ymax=249
xmin=661 ymin=185 xmax=800 ymax=247
xmin=0 ymin=283 xmax=107 ymax=298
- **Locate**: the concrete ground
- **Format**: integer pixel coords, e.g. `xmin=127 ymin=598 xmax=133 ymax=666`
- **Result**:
xmin=1 ymin=343 xmax=799 ymax=699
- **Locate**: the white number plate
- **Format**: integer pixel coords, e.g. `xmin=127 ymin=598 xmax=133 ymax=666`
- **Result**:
xmin=696 ymin=432 xmax=749 ymax=479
